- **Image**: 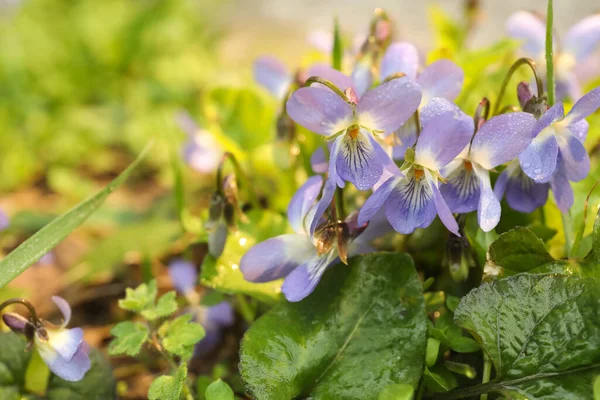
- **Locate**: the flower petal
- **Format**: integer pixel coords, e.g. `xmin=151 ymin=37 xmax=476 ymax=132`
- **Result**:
xmin=564 ymin=14 xmax=600 ymax=62
xmin=37 ymin=341 xmax=91 ymax=382
xmin=205 ymin=302 xmax=235 ymax=328
xmin=240 ymin=234 xmax=314 ymax=283
xmin=473 ymin=164 xmax=501 ymax=232
xmin=562 ymin=87 xmax=600 ymax=125
xmin=439 ymin=162 xmax=480 ymax=214
xmin=550 ymin=158 xmax=574 ymax=212
xmin=357 ymin=77 xmax=422 ymax=134
xmin=506 ymin=11 xmax=547 ymax=58
xmin=253 ymin=55 xmax=291 ymax=98
xmin=306 ymin=64 xmax=356 ymax=93
xmin=288 ymin=175 xmax=324 ymax=234
xmin=310 ymin=147 xmax=328 ymax=173
xmin=391 ymin=119 xmax=418 ymax=160
xmin=568 ymin=119 xmax=589 ymax=143
xmin=46 ymin=327 xmax=84 ymax=362
xmin=358 ymin=177 xmax=399 ymax=226
xmin=281 ymin=251 xmax=337 ymax=302
xmin=286 ymin=87 xmax=353 ymax=136
xmin=168 ymin=260 xmax=198 ymax=294
xmin=469 ymin=112 xmax=537 ymax=169
xmin=52 ymin=296 xmax=72 ymax=327
xmin=334 ymin=130 xmax=384 ymax=190
xmin=308 ymin=178 xmax=336 ymax=236
xmin=351 ymin=59 xmax=374 ymax=97
xmin=426 ymin=171 xmax=460 ymax=236
xmin=0 ymin=208 xmax=9 ymax=231
xmin=417 ymin=59 xmax=464 ymax=104
xmin=384 ymin=173 xmax=436 ymax=234
xmin=380 ymin=41 xmax=419 ymax=80
xmin=195 ymin=326 xmax=222 ymax=356
xmin=555 ymin=128 xmax=590 ymax=182
xmin=503 ymin=167 xmax=550 ymax=213
xmin=415 ymin=98 xmax=473 ymax=170
xmin=532 ymin=102 xmax=565 ymax=136
xmin=519 ymin=131 xmax=559 ymax=182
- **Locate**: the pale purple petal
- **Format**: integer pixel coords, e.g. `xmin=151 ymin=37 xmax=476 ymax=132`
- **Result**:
xmin=288 ymin=175 xmax=324 ymax=234
xmin=48 ymin=327 xmax=84 ymax=361
xmin=426 ymin=172 xmax=460 ymax=236
xmin=195 ymin=326 xmax=222 ymax=356
xmin=240 ymin=234 xmax=314 ymax=283
xmin=503 ymin=167 xmax=550 ymax=213
xmin=555 ymin=129 xmax=590 ymax=182
xmin=357 ymin=208 xmax=395 ymax=242
xmin=334 ymin=130 xmax=384 ymax=190
xmin=182 ymin=137 xmax=221 ymax=174
xmin=281 ymin=251 xmax=337 ymax=302
xmin=506 ymin=11 xmax=547 ymax=58
xmin=253 ymin=56 xmax=291 ymax=99
xmin=439 ymin=162 xmax=480 ymax=214
xmin=473 ymin=165 xmax=501 ymax=232
xmin=532 ymin=102 xmax=565 ymax=136
xmin=327 ymin=136 xmax=346 ymax=188
xmin=418 ymin=59 xmax=464 ymax=103
xmin=519 ymin=133 xmax=559 ymax=182
xmin=550 ymin=158 xmax=574 ymax=212
xmin=358 ymin=177 xmax=399 ymax=226
xmin=568 ymin=119 xmax=589 ymax=143
xmin=384 ymin=173 xmax=436 ymax=234
xmin=39 ymin=342 xmax=90 ymax=382
xmin=37 ymin=252 xmax=55 ymax=266
xmin=415 ymin=98 xmax=473 ymax=170
xmin=563 ymin=87 xmax=600 ymax=125
xmin=351 ymin=59 xmax=373 ymax=97
xmin=0 ymin=208 xmax=8 ymax=231
xmin=517 ymin=82 xmax=535 ymax=108
xmin=307 ymin=64 xmax=356 ymax=93
xmin=208 ymin=222 xmax=228 ymax=258
xmin=470 ymin=112 xmax=537 ymax=169
xmin=286 ymin=87 xmax=353 ymax=136
xmin=175 ymin=111 xmax=200 ymax=141
xmin=357 ymin=77 xmax=422 ymax=134
xmin=168 ymin=260 xmax=198 ymax=294
xmin=556 ymin=72 xmax=582 ymax=102
xmin=380 ymin=41 xmax=419 ymax=80
xmin=564 ymin=14 xmax=600 ymax=62
xmin=391 ymin=119 xmax=418 ymax=160
xmin=205 ymin=302 xmax=235 ymax=328
xmin=52 ymin=296 xmax=72 ymax=327
xmin=308 ymin=178 xmax=336 ymax=236
xmin=311 ymin=147 xmax=328 ymax=173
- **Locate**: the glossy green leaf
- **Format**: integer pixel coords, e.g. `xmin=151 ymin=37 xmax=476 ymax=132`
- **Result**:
xmin=0 ymin=143 xmax=151 ymax=288
xmin=141 ymin=291 xmax=178 ymax=321
xmin=118 ymin=280 xmax=157 ymax=313
xmin=148 ymin=364 xmax=187 ymax=400
xmin=485 ymin=227 xmax=572 ymax=278
xmin=108 ymin=322 xmax=149 ymax=357
xmin=424 ymin=366 xmax=457 ymax=393
xmin=377 ymin=384 xmax=414 ymax=400
xmin=0 ymin=333 xmax=32 ymax=399
xmin=587 ymin=207 xmax=600 ymax=263
xmin=239 ymin=253 xmax=427 ymax=400
xmin=159 ymin=314 xmax=205 ymax=360
xmin=205 ymin=379 xmax=234 ymax=400
xmin=451 ymin=274 xmax=600 ymax=399
xmin=429 ymin=312 xmax=479 ymax=354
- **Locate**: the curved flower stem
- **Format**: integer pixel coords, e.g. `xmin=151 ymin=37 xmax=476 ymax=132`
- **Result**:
xmin=468 ymin=98 xmax=490 ymax=153
xmin=304 ymin=76 xmax=353 ymax=105
xmin=492 ymin=58 xmax=545 ymax=116
xmin=413 ymin=108 xmax=422 ymax=140
xmin=216 ymin=152 xmax=259 ymax=209
xmin=0 ymin=298 xmax=40 ymax=326
xmin=381 ymin=71 xmax=407 ymax=84
xmin=545 ymin=0 xmax=555 ymax=106
xmin=334 ymin=187 xmax=346 ymax=221
xmin=480 ymin=352 xmax=492 ymax=400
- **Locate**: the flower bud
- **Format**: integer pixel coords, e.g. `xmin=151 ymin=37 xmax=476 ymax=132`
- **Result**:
xmin=445 ymin=234 xmax=474 ymax=282
xmin=517 ymin=81 xmax=534 ymax=109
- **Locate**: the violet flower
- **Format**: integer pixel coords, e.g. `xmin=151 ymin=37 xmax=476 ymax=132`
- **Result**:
xmin=518 ymin=88 xmax=600 ymax=210
xmin=357 ymin=98 xmax=472 ymax=235
xmin=0 ymin=207 xmax=9 ymax=231
xmin=507 ymin=11 xmax=600 ymax=100
xmin=380 ymin=41 xmax=464 ymax=159
xmin=494 ymin=160 xmax=550 ymax=213
xmin=167 ymin=260 xmax=234 ymax=355
xmin=439 ymin=111 xmax=537 ymax=231
xmin=286 ymin=75 xmax=421 ymax=190
xmin=240 ymin=175 xmax=378 ymax=302
xmin=3 ymin=297 xmax=91 ymax=382
xmin=176 ymin=112 xmax=222 ymax=174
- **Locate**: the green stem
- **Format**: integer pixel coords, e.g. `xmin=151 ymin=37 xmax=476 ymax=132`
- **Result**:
xmin=492 ymin=58 xmax=544 ymax=116
xmin=480 ymin=352 xmax=492 ymax=400
xmin=0 ymin=298 xmax=40 ymax=326
xmin=332 ymin=17 xmax=342 ymax=71
xmin=546 ymin=0 xmax=555 ymax=106
xmin=216 ymin=152 xmax=259 ymax=209
xmin=562 ymin=211 xmax=573 ymax=258
xmin=236 ymin=294 xmax=255 ymax=324
xmin=335 ymin=187 xmax=346 ymax=221
xmin=304 ymin=76 xmax=353 ymax=105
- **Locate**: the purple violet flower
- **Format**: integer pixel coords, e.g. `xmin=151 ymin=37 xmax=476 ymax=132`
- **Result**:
xmin=507 ymin=11 xmax=600 ymax=100
xmin=167 ymin=260 xmax=234 ymax=354
xmin=0 ymin=208 xmax=9 ymax=231
xmin=176 ymin=112 xmax=222 ymax=174
xmin=286 ymin=74 xmax=421 ymax=190
xmin=357 ymin=98 xmax=473 ymax=235
xmin=380 ymin=42 xmax=464 ymax=159
xmin=517 ymin=88 xmax=600 ymax=212
xmin=439 ymin=111 xmax=537 ymax=231
xmin=494 ymin=160 xmax=550 ymax=213
xmin=240 ymin=175 xmax=379 ymax=302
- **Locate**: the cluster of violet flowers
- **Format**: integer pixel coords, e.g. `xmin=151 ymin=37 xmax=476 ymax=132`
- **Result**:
xmin=237 ymin=11 xmax=600 ymax=302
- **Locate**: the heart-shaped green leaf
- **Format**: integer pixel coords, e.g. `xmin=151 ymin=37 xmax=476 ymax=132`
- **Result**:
xmin=239 ymin=253 xmax=427 ymax=400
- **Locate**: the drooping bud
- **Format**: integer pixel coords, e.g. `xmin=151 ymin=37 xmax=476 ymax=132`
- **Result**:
xmin=517 ymin=81 xmax=534 ymax=109
xmin=445 ymin=233 xmax=474 ymax=282
xmin=2 ymin=312 xmax=30 ymax=334
xmin=206 ymin=192 xmax=225 ymax=231
xmin=518 ymin=81 xmax=548 ymax=119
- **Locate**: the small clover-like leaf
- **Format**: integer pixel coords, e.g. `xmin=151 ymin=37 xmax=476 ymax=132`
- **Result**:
xmin=118 ymin=280 xmax=157 ymax=313
xmin=141 ymin=291 xmax=178 ymax=321
xmin=159 ymin=314 xmax=205 ymax=360
xmin=148 ymin=364 xmax=187 ymax=400
xmin=205 ymin=379 xmax=234 ymax=400
xmin=108 ymin=322 xmax=149 ymax=356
